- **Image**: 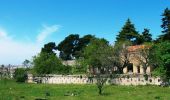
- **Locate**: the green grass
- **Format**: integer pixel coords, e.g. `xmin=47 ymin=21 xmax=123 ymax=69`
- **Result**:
xmin=0 ymin=79 xmax=170 ymax=100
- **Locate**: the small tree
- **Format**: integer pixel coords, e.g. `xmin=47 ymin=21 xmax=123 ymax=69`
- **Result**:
xmin=13 ymin=68 xmax=27 ymax=82
xmin=96 ymin=74 xmax=107 ymax=95
xmin=82 ymin=38 xmax=115 ymax=95
xmin=33 ymin=52 xmax=63 ymax=75
xmin=23 ymin=59 xmax=31 ymax=68
xmin=136 ymin=44 xmax=152 ymax=74
xmin=113 ymin=41 xmax=131 ymax=74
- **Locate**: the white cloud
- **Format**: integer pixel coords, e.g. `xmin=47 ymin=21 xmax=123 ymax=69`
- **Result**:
xmin=37 ymin=24 xmax=60 ymax=43
xmin=0 ymin=29 xmax=41 ymax=65
xmin=0 ymin=39 xmax=41 ymax=65
xmin=0 ymin=28 xmax=9 ymax=39
xmin=0 ymin=24 xmax=60 ymax=65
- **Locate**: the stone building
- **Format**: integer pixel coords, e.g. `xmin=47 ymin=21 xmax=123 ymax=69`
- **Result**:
xmin=123 ymin=45 xmax=152 ymax=74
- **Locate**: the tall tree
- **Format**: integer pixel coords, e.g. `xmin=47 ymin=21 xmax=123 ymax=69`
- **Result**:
xmin=57 ymin=34 xmax=95 ymax=60
xmin=74 ymin=34 xmax=95 ymax=58
xmin=57 ymin=34 xmax=79 ymax=60
xmin=141 ymin=28 xmax=152 ymax=42
xmin=159 ymin=8 xmax=170 ymax=41
xmin=41 ymin=42 xmax=57 ymax=54
xmin=116 ymin=19 xmax=140 ymax=45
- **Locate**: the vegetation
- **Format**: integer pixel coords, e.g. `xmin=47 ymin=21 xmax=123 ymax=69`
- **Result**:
xmin=150 ymin=42 xmax=170 ymax=79
xmin=33 ymin=42 xmax=71 ymax=75
xmin=33 ymin=52 xmax=63 ymax=75
xmin=10 ymin=7 xmax=170 ymax=96
xmin=13 ymin=68 xmax=27 ymax=82
xmin=81 ymin=38 xmax=115 ymax=95
xmin=113 ymin=41 xmax=132 ymax=74
xmin=115 ymin=19 xmax=140 ymax=45
xmin=158 ymin=8 xmax=170 ymax=41
xmin=1 ymin=80 xmax=170 ymax=100
xmin=57 ymin=34 xmax=95 ymax=60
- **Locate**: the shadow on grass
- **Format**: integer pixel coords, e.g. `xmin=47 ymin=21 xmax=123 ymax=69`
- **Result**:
xmin=100 ymin=92 xmax=112 ymax=96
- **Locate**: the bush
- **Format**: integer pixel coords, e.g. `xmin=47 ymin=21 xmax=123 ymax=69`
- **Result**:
xmin=14 ymin=68 xmax=27 ymax=82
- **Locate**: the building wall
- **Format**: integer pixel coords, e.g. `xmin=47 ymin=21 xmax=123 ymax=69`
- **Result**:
xmin=123 ymin=46 xmax=152 ymax=74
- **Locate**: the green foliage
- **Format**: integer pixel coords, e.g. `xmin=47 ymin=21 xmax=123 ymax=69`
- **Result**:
xmin=81 ymin=38 xmax=116 ymax=94
xmin=113 ymin=41 xmax=132 ymax=73
xmin=160 ymin=8 xmax=170 ymax=41
xmin=22 ymin=59 xmax=31 ymax=68
xmin=57 ymin=34 xmax=79 ymax=60
xmin=59 ymin=65 xmax=72 ymax=74
xmin=71 ymin=59 xmax=87 ymax=74
xmin=13 ymin=68 xmax=27 ymax=82
xmin=150 ymin=41 xmax=170 ymax=79
xmin=41 ymin=42 xmax=57 ymax=54
xmin=33 ymin=52 xmax=63 ymax=75
xmin=74 ymin=35 xmax=95 ymax=58
xmin=83 ymin=39 xmax=109 ymax=67
xmin=116 ymin=19 xmax=140 ymax=45
xmin=33 ymin=42 xmax=72 ymax=75
xmin=141 ymin=28 xmax=152 ymax=43
xmin=57 ymin=34 xmax=95 ymax=60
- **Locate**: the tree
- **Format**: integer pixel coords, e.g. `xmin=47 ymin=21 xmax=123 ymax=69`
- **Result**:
xmin=150 ymin=42 xmax=170 ymax=80
xmin=136 ymin=44 xmax=152 ymax=74
xmin=22 ymin=59 xmax=31 ymax=68
xmin=57 ymin=34 xmax=80 ymax=60
xmin=141 ymin=28 xmax=152 ymax=43
xmin=13 ymin=68 xmax=27 ymax=82
xmin=116 ymin=19 xmax=140 ymax=45
xmin=82 ymin=38 xmax=115 ymax=95
xmin=113 ymin=41 xmax=131 ymax=74
xmin=41 ymin=42 xmax=57 ymax=54
xmin=57 ymin=34 xmax=95 ymax=60
xmin=157 ymin=8 xmax=170 ymax=41
xmin=159 ymin=8 xmax=170 ymax=41
xmin=33 ymin=42 xmax=64 ymax=75
xmin=74 ymin=34 xmax=95 ymax=58
xmin=33 ymin=52 xmax=63 ymax=75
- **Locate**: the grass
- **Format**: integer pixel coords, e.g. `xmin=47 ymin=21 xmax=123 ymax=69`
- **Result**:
xmin=0 ymin=79 xmax=170 ymax=100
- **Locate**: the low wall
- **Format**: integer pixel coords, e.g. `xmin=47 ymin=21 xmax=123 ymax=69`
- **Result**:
xmin=111 ymin=77 xmax=161 ymax=85
xmin=27 ymin=74 xmax=162 ymax=85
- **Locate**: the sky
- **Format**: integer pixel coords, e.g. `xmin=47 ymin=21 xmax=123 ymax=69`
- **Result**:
xmin=0 ymin=0 xmax=170 ymax=65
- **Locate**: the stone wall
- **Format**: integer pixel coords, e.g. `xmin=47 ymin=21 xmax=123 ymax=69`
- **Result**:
xmin=27 ymin=74 xmax=162 ymax=85
xmin=110 ymin=77 xmax=161 ymax=85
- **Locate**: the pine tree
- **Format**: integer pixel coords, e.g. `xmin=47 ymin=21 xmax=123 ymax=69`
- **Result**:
xmin=116 ymin=19 xmax=140 ymax=45
xmin=159 ymin=8 xmax=170 ymax=41
xmin=141 ymin=28 xmax=152 ymax=42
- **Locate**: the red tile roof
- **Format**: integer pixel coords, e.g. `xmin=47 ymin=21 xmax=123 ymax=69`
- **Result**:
xmin=127 ymin=45 xmax=146 ymax=52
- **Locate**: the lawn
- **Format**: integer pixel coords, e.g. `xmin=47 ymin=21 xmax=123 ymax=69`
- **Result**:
xmin=0 ymin=79 xmax=170 ymax=100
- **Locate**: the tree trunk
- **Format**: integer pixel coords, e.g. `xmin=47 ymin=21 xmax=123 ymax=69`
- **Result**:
xmin=98 ymin=87 xmax=102 ymax=95
xmin=118 ymin=67 xmax=124 ymax=74
xmin=143 ymin=67 xmax=147 ymax=74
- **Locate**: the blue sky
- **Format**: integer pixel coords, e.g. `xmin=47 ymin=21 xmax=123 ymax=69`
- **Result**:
xmin=0 ymin=0 xmax=170 ymax=65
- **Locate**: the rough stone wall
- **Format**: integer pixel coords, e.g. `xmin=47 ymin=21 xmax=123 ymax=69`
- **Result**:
xmin=27 ymin=74 xmax=162 ymax=85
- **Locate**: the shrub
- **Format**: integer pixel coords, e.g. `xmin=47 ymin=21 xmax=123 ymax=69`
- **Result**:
xmin=13 ymin=68 xmax=27 ymax=82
